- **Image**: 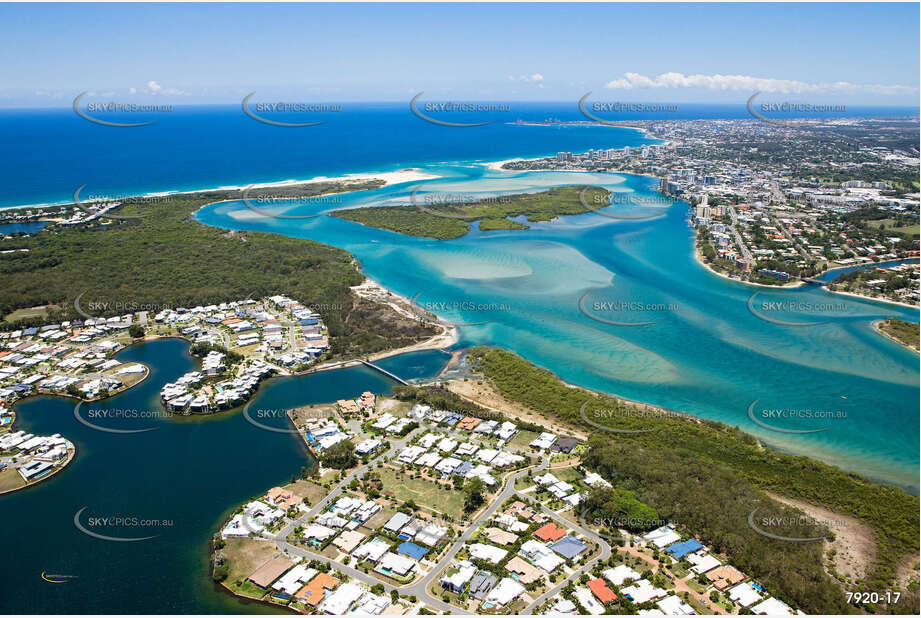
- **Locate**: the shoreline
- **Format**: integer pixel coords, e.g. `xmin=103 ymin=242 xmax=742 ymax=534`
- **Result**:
xmin=828 ymin=288 xmax=920 ymax=310
xmin=0 ymin=167 xmax=442 ymax=213
xmin=690 ymin=233 xmax=806 ymax=289
xmin=0 ymin=439 xmax=76 ymax=496
xmin=873 ymin=319 xmax=920 ymax=353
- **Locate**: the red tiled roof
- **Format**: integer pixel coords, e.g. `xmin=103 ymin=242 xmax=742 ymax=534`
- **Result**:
xmin=534 ymin=522 xmax=566 ymax=542
xmin=588 ymin=578 xmax=617 ymax=604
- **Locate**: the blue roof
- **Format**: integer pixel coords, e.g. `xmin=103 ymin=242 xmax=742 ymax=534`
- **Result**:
xmin=550 ymin=535 xmax=587 ymax=559
xmin=397 ymin=541 xmax=429 ymax=560
xmin=666 ymin=539 xmax=703 ymax=559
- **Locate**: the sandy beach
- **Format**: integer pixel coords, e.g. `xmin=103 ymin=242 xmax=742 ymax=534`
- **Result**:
xmin=156 ymin=167 xmax=442 ymax=197
xmin=3 ymin=168 xmax=443 ymax=211
xmin=691 ymin=242 xmax=806 ymax=289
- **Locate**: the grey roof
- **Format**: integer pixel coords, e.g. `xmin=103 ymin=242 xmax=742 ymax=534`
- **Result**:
xmin=384 ymin=511 xmax=413 ymax=532
xmin=470 ymin=571 xmax=498 ymax=599
xmin=550 ymin=535 xmax=588 ymax=559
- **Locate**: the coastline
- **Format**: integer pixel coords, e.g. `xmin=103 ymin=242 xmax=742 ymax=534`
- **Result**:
xmin=0 ymin=167 xmax=442 ymax=212
xmin=305 ymin=276 xmax=458 ymax=376
xmin=828 ymin=288 xmax=921 ymax=310
xmin=690 ymin=234 xmax=806 ymax=289
xmin=0 ymin=439 xmax=76 ymax=495
xmin=873 ymin=319 xmax=920 ymax=353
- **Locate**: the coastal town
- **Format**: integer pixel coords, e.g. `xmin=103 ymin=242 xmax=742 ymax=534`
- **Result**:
xmin=503 ymin=116 xmax=919 ymax=302
xmin=212 ymin=395 xmax=803 ymax=616
xmin=0 ymin=294 xmax=332 ymax=491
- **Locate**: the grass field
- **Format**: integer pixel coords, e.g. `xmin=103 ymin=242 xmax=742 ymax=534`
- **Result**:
xmin=220 ymin=538 xmax=279 ymax=595
xmin=285 ymin=479 xmax=329 ymax=507
xmin=3 ymin=304 xmax=57 ymax=322
xmin=868 ymin=218 xmax=920 ymax=236
xmin=377 ymin=466 xmax=466 ymax=519
xmin=0 ymin=468 xmax=25 ymax=493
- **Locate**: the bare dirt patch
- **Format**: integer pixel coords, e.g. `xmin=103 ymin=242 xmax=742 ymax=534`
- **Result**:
xmin=445 ymin=378 xmax=587 ymax=440
xmin=221 ymin=538 xmax=280 ymax=585
xmin=895 ymin=552 xmax=920 ymax=591
xmin=767 ymin=491 xmax=875 ymax=586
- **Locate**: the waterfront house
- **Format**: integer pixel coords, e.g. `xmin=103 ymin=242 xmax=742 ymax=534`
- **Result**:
xmin=272 ymin=565 xmax=318 ymax=599
xmin=295 ymin=572 xmax=339 ymax=608
xmin=247 ymin=556 xmax=294 ymax=590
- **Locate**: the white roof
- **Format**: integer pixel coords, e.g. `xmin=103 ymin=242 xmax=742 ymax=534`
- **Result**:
xmin=416 ymin=451 xmax=442 ymax=468
xmin=551 ymin=598 xmax=577 ymax=614
xmin=398 ymin=445 xmax=425 ymax=463
xmin=622 ymin=579 xmax=667 ymax=604
xmin=584 ymin=471 xmax=612 ymax=488
xmin=729 ymin=582 xmax=763 ymax=607
xmin=272 ymin=565 xmax=318 ymax=596
xmin=485 ymin=577 xmax=525 ymax=607
xmin=469 ymin=543 xmax=508 ymax=564
xmin=304 ymin=524 xmax=336 ymax=540
xmin=440 ymin=560 xmax=476 ymax=589
xmin=436 ymin=437 xmax=457 ymax=452
xmin=688 ymin=552 xmax=721 ymax=574
xmin=349 ymin=592 xmax=390 ymax=615
xmin=435 ymin=456 xmax=463 ymax=475
xmin=378 ymin=552 xmax=416 ymax=576
xmin=644 ymin=526 xmax=681 ymax=548
xmin=574 ymin=587 xmax=605 ymax=615
xmin=384 ymin=512 xmax=412 ymax=532
xmin=353 ymin=538 xmax=391 ymax=563
xmin=656 ymin=594 xmax=697 ymax=615
xmin=320 ymin=582 xmax=364 ymax=615
xmin=603 ymin=564 xmax=640 ymax=586
xmin=751 ymin=597 xmax=795 ymax=615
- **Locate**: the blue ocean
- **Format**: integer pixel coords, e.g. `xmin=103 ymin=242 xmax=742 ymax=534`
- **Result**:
xmin=1 ymin=102 xmax=918 ymax=491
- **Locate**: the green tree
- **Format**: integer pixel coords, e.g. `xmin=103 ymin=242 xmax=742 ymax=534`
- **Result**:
xmin=464 ymin=477 xmax=486 ymax=512
xmin=320 ymin=440 xmax=358 ymax=469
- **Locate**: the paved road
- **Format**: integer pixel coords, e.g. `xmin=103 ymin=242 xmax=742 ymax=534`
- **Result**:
xmin=728 ymin=205 xmax=753 ymax=262
xmin=520 ymin=499 xmax=611 ymax=613
xmin=260 ymin=426 xmax=468 ymax=613
xmin=253 ymin=425 xmax=610 ymax=614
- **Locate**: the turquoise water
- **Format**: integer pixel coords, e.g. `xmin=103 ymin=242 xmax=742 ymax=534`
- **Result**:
xmin=374 ymin=349 xmax=453 ymax=382
xmin=197 ymin=164 xmax=920 ymax=491
xmin=0 ymin=339 xmax=449 ymax=614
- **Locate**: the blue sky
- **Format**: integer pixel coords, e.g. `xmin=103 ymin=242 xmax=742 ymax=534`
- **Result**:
xmin=0 ymin=2 xmax=918 ymax=107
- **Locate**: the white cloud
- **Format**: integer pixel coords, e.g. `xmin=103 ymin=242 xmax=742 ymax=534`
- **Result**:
xmin=603 ymin=72 xmax=916 ymax=95
xmin=145 ymin=80 xmax=186 ymax=95
xmin=509 ymin=73 xmax=544 ymax=84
